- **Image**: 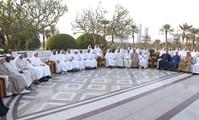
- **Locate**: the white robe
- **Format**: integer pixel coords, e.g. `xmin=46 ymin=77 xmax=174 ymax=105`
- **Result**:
xmin=105 ymin=52 xmax=116 ymax=67
xmin=15 ymin=58 xmax=37 ymax=83
xmin=115 ymin=52 xmax=124 ymax=67
xmin=124 ymin=52 xmax=132 ymax=68
xmin=70 ymin=54 xmax=80 ymax=69
xmin=30 ymin=56 xmax=51 ymax=76
xmin=49 ymin=54 xmax=64 ymax=73
xmin=192 ymin=56 xmax=199 ymax=73
xmin=84 ymin=53 xmax=97 ymax=68
xmin=138 ymin=54 xmax=148 ymax=69
xmin=25 ymin=58 xmax=44 ymax=79
xmin=4 ymin=61 xmax=32 ymax=87
xmin=58 ymin=54 xmax=73 ymax=71
xmin=94 ymin=47 xmax=103 ymax=58
xmin=78 ymin=53 xmax=86 ymax=70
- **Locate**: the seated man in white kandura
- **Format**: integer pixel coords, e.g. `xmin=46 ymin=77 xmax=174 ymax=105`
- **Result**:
xmin=30 ymin=52 xmax=51 ymax=77
xmin=4 ymin=55 xmax=32 ymax=88
xmin=15 ymin=54 xmax=37 ymax=85
xmin=78 ymin=50 xmax=86 ymax=70
xmin=24 ymin=52 xmax=47 ymax=80
xmin=84 ymin=50 xmax=97 ymax=69
xmin=49 ymin=50 xmax=67 ymax=73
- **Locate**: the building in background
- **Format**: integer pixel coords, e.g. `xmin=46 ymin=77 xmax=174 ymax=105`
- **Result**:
xmin=144 ymin=27 xmax=149 ymax=36
xmin=137 ymin=24 xmax=142 ymax=43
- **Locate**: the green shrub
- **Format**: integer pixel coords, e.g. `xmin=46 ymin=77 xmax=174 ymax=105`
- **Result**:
xmin=17 ymin=31 xmax=41 ymax=50
xmin=76 ymin=33 xmax=107 ymax=49
xmin=46 ymin=34 xmax=77 ymax=50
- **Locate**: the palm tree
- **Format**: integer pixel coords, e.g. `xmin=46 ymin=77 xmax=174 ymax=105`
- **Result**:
xmin=130 ymin=24 xmax=138 ymax=47
xmin=153 ymin=39 xmax=161 ymax=50
xmin=160 ymin=24 xmax=173 ymax=51
xmin=190 ymin=28 xmax=199 ymax=51
xmin=179 ymin=23 xmax=192 ymax=45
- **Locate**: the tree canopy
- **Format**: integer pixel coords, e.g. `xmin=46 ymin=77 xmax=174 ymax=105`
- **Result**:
xmin=0 ymin=0 xmax=67 ymax=51
xmin=72 ymin=4 xmax=134 ymax=49
xmin=76 ymin=33 xmax=107 ymax=49
xmin=46 ymin=34 xmax=77 ymax=50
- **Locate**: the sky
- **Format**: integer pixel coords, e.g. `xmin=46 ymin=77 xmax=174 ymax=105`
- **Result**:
xmin=56 ymin=0 xmax=199 ymax=42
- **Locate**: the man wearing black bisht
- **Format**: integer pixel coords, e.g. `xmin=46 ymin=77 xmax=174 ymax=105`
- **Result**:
xmin=0 ymin=98 xmax=9 ymax=117
xmin=158 ymin=50 xmax=171 ymax=70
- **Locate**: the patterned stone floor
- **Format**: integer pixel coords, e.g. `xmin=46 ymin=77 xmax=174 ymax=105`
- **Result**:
xmin=17 ymin=68 xmax=177 ymax=117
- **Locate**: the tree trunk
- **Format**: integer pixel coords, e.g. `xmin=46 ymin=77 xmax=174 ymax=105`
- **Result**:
xmin=92 ymin=32 xmax=96 ymax=47
xmin=43 ymin=32 xmax=45 ymax=50
xmin=165 ymin=31 xmax=168 ymax=51
xmin=132 ymin=33 xmax=135 ymax=47
xmin=192 ymin=36 xmax=195 ymax=51
xmin=182 ymin=36 xmax=184 ymax=46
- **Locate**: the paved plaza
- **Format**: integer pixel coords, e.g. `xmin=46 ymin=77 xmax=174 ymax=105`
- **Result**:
xmin=17 ymin=68 xmax=176 ymax=117
xmin=1 ymin=68 xmax=199 ymax=120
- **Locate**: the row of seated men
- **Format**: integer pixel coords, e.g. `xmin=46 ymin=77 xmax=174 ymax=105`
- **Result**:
xmin=0 ymin=52 xmax=51 ymax=95
xmin=0 ymin=47 xmax=103 ymax=96
xmin=48 ymin=49 xmax=100 ymax=73
xmin=104 ymin=48 xmax=150 ymax=68
xmin=158 ymin=50 xmax=199 ymax=73
xmin=1 ymin=47 xmax=199 ymax=96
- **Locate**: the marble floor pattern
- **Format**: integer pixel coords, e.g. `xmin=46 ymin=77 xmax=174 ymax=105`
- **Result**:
xmin=16 ymin=68 xmax=177 ymax=117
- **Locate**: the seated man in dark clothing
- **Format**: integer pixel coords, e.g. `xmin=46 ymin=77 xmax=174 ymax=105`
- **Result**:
xmin=0 ymin=98 xmax=9 ymax=117
xmin=169 ymin=52 xmax=181 ymax=71
xmin=158 ymin=50 xmax=171 ymax=70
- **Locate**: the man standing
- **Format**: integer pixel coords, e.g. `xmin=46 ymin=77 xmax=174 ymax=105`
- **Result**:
xmin=94 ymin=45 xmax=103 ymax=58
xmin=105 ymin=50 xmax=116 ymax=68
xmin=138 ymin=51 xmax=148 ymax=69
xmin=124 ymin=50 xmax=132 ymax=68
xmin=131 ymin=49 xmax=139 ymax=68
xmin=115 ymin=50 xmax=124 ymax=68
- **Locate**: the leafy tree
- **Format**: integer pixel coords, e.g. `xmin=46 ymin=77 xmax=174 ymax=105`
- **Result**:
xmin=46 ymin=34 xmax=77 ymax=50
xmin=16 ymin=31 xmax=41 ymax=50
xmin=0 ymin=0 xmax=67 ymax=51
xmin=160 ymin=24 xmax=173 ymax=51
xmin=72 ymin=4 xmax=134 ymax=50
xmin=76 ymin=33 xmax=107 ymax=49
xmin=152 ymin=39 xmax=162 ymax=50
xmin=106 ymin=4 xmax=133 ymax=46
xmin=130 ymin=24 xmax=138 ymax=47
xmin=72 ymin=4 xmax=106 ymax=45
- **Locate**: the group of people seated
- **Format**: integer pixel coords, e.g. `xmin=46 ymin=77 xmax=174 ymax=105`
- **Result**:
xmin=158 ymin=48 xmax=199 ymax=73
xmin=105 ymin=47 xmax=150 ymax=69
xmin=48 ymin=45 xmax=103 ymax=73
xmin=1 ymin=45 xmax=199 ymax=96
xmin=0 ymin=52 xmax=51 ymax=95
xmin=0 ymin=45 xmax=103 ymax=95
